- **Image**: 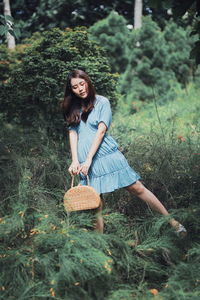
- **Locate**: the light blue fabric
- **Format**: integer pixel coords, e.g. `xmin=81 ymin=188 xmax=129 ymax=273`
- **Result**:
xmin=68 ymin=95 xmax=141 ymax=194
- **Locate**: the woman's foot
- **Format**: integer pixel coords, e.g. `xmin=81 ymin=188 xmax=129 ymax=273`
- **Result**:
xmin=175 ymin=223 xmax=187 ymax=237
xmin=169 ymin=219 xmax=187 ymax=236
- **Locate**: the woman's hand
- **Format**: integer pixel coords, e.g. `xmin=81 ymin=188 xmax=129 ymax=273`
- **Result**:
xmin=68 ymin=161 xmax=81 ymax=175
xmin=80 ymin=157 xmax=92 ymax=176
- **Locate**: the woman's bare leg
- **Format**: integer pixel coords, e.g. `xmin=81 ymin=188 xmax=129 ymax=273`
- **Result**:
xmin=125 ymin=181 xmax=180 ymax=229
xmin=94 ymin=196 xmax=104 ymax=233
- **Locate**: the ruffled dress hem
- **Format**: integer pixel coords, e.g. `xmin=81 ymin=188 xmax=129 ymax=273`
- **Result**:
xmin=79 ymin=165 xmax=141 ymax=195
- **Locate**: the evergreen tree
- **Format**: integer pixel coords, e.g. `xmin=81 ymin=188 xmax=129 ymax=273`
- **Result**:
xmin=119 ymin=16 xmax=195 ymax=106
xmin=164 ymin=20 xmax=195 ymax=86
xmin=89 ymin=11 xmax=130 ymax=73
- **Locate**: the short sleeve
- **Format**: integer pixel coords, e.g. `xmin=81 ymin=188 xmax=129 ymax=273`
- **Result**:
xmin=67 ymin=124 xmax=78 ymax=132
xmin=98 ymin=98 xmax=112 ymax=129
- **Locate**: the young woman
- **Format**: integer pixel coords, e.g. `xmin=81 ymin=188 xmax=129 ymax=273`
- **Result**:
xmin=62 ymin=69 xmax=187 ymax=235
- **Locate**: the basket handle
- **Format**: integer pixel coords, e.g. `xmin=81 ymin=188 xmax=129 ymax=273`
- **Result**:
xmin=71 ymin=174 xmax=90 ymax=188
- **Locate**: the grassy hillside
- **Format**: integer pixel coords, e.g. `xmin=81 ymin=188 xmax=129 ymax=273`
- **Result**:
xmin=112 ymin=83 xmax=199 ymax=143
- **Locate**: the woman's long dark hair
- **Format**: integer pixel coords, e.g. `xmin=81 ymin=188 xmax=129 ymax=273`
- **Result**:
xmin=62 ymin=69 xmax=96 ymax=125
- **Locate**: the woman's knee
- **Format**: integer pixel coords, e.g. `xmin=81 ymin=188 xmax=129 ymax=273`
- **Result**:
xmin=125 ymin=181 xmax=145 ymax=195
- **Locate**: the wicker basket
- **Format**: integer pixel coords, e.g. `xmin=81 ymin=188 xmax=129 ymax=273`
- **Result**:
xmin=64 ymin=175 xmax=101 ymax=212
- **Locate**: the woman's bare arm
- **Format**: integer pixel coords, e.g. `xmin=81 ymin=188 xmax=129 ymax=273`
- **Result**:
xmin=68 ymin=130 xmax=80 ymax=175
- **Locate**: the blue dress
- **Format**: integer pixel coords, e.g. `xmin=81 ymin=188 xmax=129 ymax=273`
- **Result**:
xmin=68 ymin=95 xmax=141 ymax=194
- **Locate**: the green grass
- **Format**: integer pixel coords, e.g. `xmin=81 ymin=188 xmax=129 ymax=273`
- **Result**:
xmin=0 ymin=84 xmax=200 ymax=299
xmin=112 ymin=83 xmax=200 ymax=145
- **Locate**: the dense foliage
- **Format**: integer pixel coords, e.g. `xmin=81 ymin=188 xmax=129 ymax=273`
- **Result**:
xmin=0 ymin=27 xmax=118 ymax=135
xmin=119 ymin=16 xmax=195 ymax=105
xmin=89 ymin=11 xmax=130 ymax=73
xmin=0 ymin=84 xmax=200 ymax=299
xmin=0 ymin=8 xmax=200 ymax=300
xmin=0 ymin=0 xmax=179 ymax=41
xmin=89 ymin=14 xmax=197 ymax=108
xmin=1 ymin=0 xmax=199 ymax=64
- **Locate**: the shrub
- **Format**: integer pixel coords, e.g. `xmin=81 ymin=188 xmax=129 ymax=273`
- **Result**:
xmin=89 ymin=11 xmax=130 ymax=73
xmin=0 ymin=27 xmax=118 ymax=136
xmin=119 ymin=17 xmax=196 ymax=106
xmin=109 ymin=84 xmax=200 ymax=214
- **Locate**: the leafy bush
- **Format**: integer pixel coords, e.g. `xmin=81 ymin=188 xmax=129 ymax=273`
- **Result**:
xmin=119 ymin=17 xmax=196 ymax=106
xmin=89 ymin=14 xmax=196 ymax=107
xmin=0 ymin=27 xmax=118 ymax=136
xmin=89 ymin=11 xmax=130 ymax=73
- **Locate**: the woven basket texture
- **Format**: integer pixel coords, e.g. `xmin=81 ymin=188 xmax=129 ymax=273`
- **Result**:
xmin=64 ymin=185 xmax=101 ymax=212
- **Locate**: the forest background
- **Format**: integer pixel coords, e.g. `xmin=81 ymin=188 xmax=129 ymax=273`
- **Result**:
xmin=0 ymin=1 xmax=200 ymax=300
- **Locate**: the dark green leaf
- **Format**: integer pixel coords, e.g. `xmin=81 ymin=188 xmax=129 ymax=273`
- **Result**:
xmin=5 ymin=15 xmax=14 ymax=23
xmin=0 ymin=25 xmax=8 ymax=36
xmin=0 ymin=16 xmax=6 ymax=26
xmin=13 ymin=28 xmax=21 ymax=39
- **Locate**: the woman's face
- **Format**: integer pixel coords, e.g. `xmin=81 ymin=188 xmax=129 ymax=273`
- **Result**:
xmin=71 ymin=78 xmax=89 ymax=99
